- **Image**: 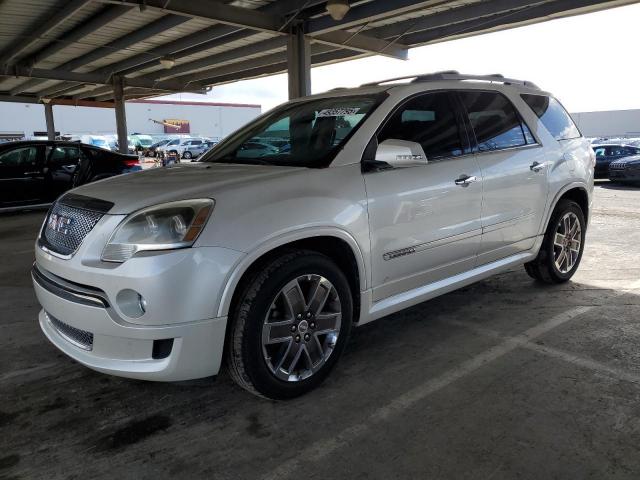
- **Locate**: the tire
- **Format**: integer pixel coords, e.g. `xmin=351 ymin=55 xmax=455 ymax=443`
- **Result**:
xmin=525 ymin=199 xmax=586 ymax=284
xmin=226 ymin=250 xmax=353 ymax=399
xmin=183 ymin=151 xmax=192 ymax=159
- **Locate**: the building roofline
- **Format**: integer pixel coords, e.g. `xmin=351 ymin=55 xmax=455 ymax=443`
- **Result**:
xmin=127 ymin=99 xmax=261 ymax=109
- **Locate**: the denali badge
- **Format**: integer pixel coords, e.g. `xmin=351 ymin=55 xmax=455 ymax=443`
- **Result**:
xmin=48 ymin=213 xmax=74 ymax=235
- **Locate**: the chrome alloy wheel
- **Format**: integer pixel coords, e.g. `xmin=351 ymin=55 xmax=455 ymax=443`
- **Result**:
xmin=261 ymin=274 xmax=342 ymax=382
xmin=553 ymin=212 xmax=582 ymax=274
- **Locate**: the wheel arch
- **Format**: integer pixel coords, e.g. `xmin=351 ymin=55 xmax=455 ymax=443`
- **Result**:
xmin=544 ymin=183 xmax=590 ymax=232
xmin=217 ymin=228 xmax=367 ymax=322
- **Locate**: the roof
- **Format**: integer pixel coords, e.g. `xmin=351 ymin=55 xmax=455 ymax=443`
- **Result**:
xmin=0 ymin=0 xmax=637 ymax=105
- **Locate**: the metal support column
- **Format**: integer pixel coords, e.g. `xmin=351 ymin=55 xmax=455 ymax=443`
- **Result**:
xmin=44 ymin=102 xmax=55 ymax=140
xmin=287 ymin=23 xmax=311 ymax=100
xmin=113 ymin=76 xmax=128 ymax=154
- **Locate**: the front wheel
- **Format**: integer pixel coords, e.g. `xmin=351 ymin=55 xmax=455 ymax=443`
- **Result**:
xmin=525 ymin=199 xmax=586 ymax=284
xmin=183 ymin=151 xmax=192 ymax=159
xmin=226 ymin=251 xmax=353 ymax=399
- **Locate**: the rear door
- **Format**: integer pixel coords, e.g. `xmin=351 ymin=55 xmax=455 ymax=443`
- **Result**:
xmin=0 ymin=144 xmax=45 ymax=207
xmin=364 ymin=91 xmax=483 ymax=301
xmin=45 ymin=145 xmax=82 ymax=199
xmin=458 ymin=90 xmax=548 ymax=264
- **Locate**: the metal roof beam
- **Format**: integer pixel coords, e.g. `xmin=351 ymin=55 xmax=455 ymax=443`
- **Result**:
xmin=312 ymin=30 xmax=408 ymax=60
xmin=394 ymin=0 xmax=633 ymax=46
xmin=156 ymin=44 xmax=337 ymax=87
xmin=83 ymin=0 xmax=325 ymax=78
xmin=196 ymin=47 xmax=366 ymax=87
xmin=95 ymin=0 xmax=285 ymax=32
xmin=5 ymin=65 xmax=206 ymax=93
xmin=28 ymin=1 xmax=309 ymax=96
xmin=143 ymin=37 xmax=289 ymax=82
xmin=96 ymin=0 xmax=409 ymax=59
xmin=307 ymin=0 xmax=454 ymax=33
xmin=366 ymin=0 xmax=552 ymax=40
xmin=0 ymin=0 xmax=92 ymax=65
xmin=17 ymin=5 xmax=134 ymax=68
xmin=10 ymin=14 xmax=191 ymax=95
xmin=0 ymin=93 xmax=41 ymax=104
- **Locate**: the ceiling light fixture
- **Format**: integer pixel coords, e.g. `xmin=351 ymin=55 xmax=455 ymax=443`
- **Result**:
xmin=326 ymin=0 xmax=350 ymax=21
xmin=159 ymin=56 xmax=176 ymax=69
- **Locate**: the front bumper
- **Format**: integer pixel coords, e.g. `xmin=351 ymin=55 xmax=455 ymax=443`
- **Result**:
xmin=33 ymin=239 xmax=244 ymax=381
xmin=33 ymin=265 xmax=229 ymax=381
xmin=609 ymin=168 xmax=640 ymax=182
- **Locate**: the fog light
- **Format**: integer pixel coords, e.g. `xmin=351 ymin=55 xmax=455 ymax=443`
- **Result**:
xmin=116 ymin=289 xmax=147 ymax=318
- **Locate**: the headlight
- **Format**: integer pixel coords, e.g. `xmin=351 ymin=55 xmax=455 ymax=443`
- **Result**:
xmin=101 ymin=199 xmax=214 ymax=263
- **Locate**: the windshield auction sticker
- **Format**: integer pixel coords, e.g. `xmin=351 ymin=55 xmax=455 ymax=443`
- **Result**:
xmin=317 ymin=107 xmax=360 ymax=117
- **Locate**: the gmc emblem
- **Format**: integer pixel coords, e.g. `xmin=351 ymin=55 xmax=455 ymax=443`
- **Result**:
xmin=48 ymin=214 xmax=73 ymax=235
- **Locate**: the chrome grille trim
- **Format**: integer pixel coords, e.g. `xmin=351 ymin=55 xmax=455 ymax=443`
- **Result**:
xmin=40 ymin=203 xmax=103 ymax=257
xmin=46 ymin=312 xmax=94 ymax=351
xmin=32 ymin=264 xmax=109 ymax=308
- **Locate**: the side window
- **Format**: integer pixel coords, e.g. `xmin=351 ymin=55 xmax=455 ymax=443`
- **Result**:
xmin=521 ymin=94 xmax=581 ymax=141
xmin=0 ymin=146 xmax=38 ymax=168
xmin=459 ymin=91 xmax=528 ymax=152
xmin=49 ymin=146 xmax=80 ymax=165
xmin=191 ymin=140 xmax=202 ymax=146
xmin=377 ymin=92 xmax=464 ymax=160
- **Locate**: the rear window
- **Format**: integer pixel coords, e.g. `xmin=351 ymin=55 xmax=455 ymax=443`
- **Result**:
xmin=521 ymin=94 xmax=581 ymax=141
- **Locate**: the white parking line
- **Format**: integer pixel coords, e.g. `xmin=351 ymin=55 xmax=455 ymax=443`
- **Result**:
xmin=262 ymin=305 xmax=593 ymax=480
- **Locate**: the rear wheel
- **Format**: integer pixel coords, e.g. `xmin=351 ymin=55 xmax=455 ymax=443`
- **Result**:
xmin=227 ymin=251 xmax=352 ymax=399
xmin=525 ymin=199 xmax=586 ymax=283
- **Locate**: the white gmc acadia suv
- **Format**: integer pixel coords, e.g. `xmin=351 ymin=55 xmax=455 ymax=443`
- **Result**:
xmin=33 ymin=72 xmax=594 ymax=399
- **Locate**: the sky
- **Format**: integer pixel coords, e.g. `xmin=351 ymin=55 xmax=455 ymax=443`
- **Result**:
xmin=163 ymin=3 xmax=640 ymax=114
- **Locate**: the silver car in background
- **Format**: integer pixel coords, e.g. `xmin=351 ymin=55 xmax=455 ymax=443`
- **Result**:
xmin=32 ymin=72 xmax=594 ymax=399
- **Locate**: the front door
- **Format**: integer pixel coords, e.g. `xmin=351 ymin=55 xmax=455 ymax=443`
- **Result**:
xmin=0 ymin=144 xmax=44 ymax=207
xmin=457 ymin=90 xmax=549 ymax=264
xmin=364 ymin=91 xmax=483 ymax=302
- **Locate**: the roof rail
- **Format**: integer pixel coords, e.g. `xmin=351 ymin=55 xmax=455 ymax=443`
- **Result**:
xmin=360 ymin=70 xmax=540 ymax=90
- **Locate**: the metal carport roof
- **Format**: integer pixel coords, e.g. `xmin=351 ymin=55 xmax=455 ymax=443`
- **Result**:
xmin=0 ymin=0 xmax=637 ymax=105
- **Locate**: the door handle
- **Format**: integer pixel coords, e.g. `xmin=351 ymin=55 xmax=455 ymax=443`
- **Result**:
xmin=530 ymin=161 xmax=546 ymax=172
xmin=454 ymin=174 xmax=478 ymax=187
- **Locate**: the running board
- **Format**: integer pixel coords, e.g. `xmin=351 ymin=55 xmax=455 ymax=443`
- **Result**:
xmin=362 ymin=252 xmax=534 ymax=324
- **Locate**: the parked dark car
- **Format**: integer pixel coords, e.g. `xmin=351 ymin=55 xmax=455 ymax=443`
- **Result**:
xmin=0 ymin=140 xmax=141 ymax=210
xmin=609 ymin=154 xmax=640 ymax=184
xmin=592 ymin=144 xmax=640 ymax=179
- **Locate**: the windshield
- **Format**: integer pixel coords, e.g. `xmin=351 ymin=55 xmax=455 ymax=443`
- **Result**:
xmin=201 ymin=94 xmax=384 ymax=167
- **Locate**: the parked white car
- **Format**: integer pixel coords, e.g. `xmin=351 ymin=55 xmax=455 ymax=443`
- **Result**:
xmin=80 ymin=135 xmax=112 ymax=151
xmin=32 ymin=72 xmax=594 ymax=399
xmin=157 ymin=137 xmax=208 ymax=159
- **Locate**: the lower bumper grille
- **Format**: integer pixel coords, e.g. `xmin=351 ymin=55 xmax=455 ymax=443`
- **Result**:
xmin=47 ymin=312 xmax=94 ymax=351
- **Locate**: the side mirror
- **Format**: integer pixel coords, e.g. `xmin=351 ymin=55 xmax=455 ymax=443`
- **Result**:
xmin=375 ymin=139 xmax=428 ymax=168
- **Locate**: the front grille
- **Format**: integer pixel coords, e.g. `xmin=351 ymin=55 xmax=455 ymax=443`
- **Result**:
xmin=610 ymin=163 xmax=627 ymax=170
xmin=41 ymin=202 xmax=104 ymax=257
xmin=47 ymin=312 xmax=94 ymax=350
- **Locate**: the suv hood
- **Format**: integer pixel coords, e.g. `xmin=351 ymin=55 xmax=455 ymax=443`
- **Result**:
xmin=69 ymin=163 xmax=305 ymax=214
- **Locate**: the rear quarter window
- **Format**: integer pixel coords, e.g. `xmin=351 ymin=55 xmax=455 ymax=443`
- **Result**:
xmin=521 ymin=94 xmax=581 ymax=141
